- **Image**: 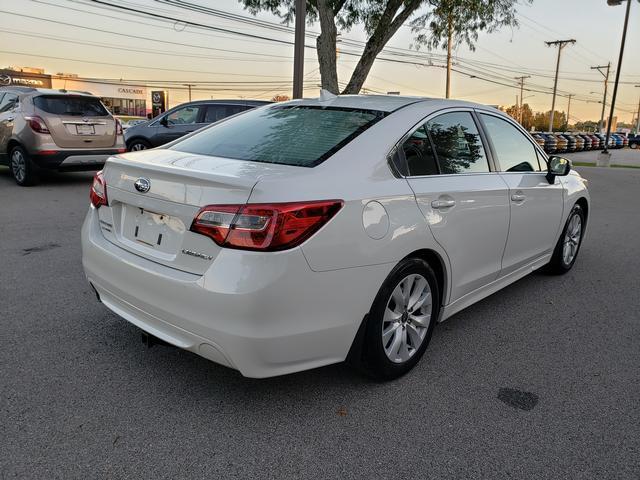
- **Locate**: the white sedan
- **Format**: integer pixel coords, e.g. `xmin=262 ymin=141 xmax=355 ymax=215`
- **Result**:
xmin=81 ymin=95 xmax=589 ymax=379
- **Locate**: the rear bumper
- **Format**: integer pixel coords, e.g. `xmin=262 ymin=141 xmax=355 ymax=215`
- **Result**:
xmin=32 ymin=149 xmax=126 ymax=170
xmin=81 ymin=207 xmax=391 ymax=378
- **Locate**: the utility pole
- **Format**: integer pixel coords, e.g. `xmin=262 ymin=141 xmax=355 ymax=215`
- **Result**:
xmin=292 ymin=0 xmax=306 ymax=99
xmin=545 ymin=39 xmax=575 ymax=132
xmin=515 ymin=76 xmax=531 ymax=124
xmin=183 ymin=84 xmax=195 ymax=102
xmin=635 ymin=85 xmax=640 ymax=134
xmin=591 ymin=63 xmax=611 ymax=133
xmin=565 ymin=94 xmax=573 ymax=131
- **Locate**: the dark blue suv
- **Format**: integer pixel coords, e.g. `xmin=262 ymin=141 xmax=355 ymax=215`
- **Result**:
xmin=124 ymin=99 xmax=270 ymax=151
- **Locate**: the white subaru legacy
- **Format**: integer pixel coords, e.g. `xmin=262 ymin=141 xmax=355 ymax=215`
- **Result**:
xmin=81 ymin=95 xmax=589 ymax=379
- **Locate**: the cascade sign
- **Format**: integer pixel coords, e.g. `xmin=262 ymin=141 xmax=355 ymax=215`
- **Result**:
xmin=0 ymin=70 xmax=52 ymax=89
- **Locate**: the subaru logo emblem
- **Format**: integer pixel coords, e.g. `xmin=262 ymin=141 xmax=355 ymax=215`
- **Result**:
xmin=134 ymin=177 xmax=150 ymax=193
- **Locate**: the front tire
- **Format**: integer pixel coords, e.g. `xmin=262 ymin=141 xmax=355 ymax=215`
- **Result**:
xmin=10 ymin=146 xmax=39 ymax=186
xmin=362 ymin=258 xmax=440 ymax=380
xmin=546 ymin=204 xmax=585 ymax=274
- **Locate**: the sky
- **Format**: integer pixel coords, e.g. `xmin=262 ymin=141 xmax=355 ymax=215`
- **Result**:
xmin=1 ymin=0 xmax=639 ymax=123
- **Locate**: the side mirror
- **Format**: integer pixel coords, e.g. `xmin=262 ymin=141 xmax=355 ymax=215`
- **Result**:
xmin=159 ymin=116 xmax=169 ymax=127
xmin=546 ymin=155 xmax=571 ymax=184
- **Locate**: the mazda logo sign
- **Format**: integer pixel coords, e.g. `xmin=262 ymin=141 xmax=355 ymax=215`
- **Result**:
xmin=134 ymin=177 xmax=150 ymax=193
xmin=0 ymin=74 xmax=11 ymax=86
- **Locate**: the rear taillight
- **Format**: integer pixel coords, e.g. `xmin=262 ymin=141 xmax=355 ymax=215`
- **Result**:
xmin=90 ymin=171 xmax=108 ymax=208
xmin=25 ymin=116 xmax=50 ymax=134
xmin=191 ymin=200 xmax=343 ymax=251
xmin=115 ymin=119 xmax=123 ymax=135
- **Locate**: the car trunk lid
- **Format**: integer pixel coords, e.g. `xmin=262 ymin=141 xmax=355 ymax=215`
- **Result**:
xmin=97 ymin=149 xmax=297 ymax=274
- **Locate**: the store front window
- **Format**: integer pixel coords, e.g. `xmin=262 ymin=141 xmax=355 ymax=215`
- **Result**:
xmin=101 ymin=97 xmax=146 ymax=117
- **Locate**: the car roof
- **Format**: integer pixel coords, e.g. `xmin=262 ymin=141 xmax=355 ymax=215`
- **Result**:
xmin=179 ymin=99 xmax=271 ymax=106
xmin=282 ymin=94 xmax=500 ymax=114
xmin=0 ymin=87 xmax=96 ymax=97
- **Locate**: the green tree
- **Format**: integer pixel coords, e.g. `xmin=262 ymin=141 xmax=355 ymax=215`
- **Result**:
xmin=533 ymin=110 xmax=566 ymax=132
xmin=411 ymin=0 xmax=530 ymax=98
xmin=505 ymin=103 xmax=534 ymax=130
xmin=240 ymin=1 xmax=528 ymax=96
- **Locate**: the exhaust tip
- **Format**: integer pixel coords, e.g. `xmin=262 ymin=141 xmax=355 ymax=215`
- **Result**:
xmin=141 ymin=331 xmax=170 ymax=349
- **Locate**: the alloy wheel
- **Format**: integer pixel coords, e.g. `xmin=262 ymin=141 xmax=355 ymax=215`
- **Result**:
xmin=130 ymin=143 xmax=147 ymax=151
xmin=562 ymin=213 xmax=582 ymax=265
xmin=382 ymin=273 xmax=432 ymax=363
xmin=11 ymin=150 xmax=26 ymax=183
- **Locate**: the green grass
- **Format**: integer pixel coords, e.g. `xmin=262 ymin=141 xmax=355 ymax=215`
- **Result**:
xmin=572 ymin=161 xmax=640 ymax=169
xmin=572 ymin=161 xmax=595 ymax=166
xmin=611 ymin=164 xmax=640 ymax=169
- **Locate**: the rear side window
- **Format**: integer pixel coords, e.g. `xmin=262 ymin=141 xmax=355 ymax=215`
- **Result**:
xmin=427 ymin=112 xmax=489 ymax=174
xmin=34 ymin=95 xmax=109 ymax=117
xmin=401 ymin=125 xmax=439 ymax=176
xmin=480 ymin=113 xmax=542 ymax=172
xmin=171 ymin=105 xmax=385 ymax=167
xmin=204 ymin=104 xmax=246 ymax=123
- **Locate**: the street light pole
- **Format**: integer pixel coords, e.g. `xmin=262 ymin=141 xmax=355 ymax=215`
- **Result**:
xmin=292 ymin=0 xmax=306 ymax=99
xmin=591 ymin=63 xmax=610 ymax=133
xmin=546 ymin=39 xmax=576 ymax=132
xmin=603 ymin=0 xmax=633 ymax=154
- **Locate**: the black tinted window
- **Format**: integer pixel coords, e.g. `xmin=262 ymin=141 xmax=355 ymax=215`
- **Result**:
xmin=34 ymin=95 xmax=108 ymax=117
xmin=401 ymin=125 xmax=438 ymax=176
xmin=480 ymin=113 xmax=541 ymax=172
xmin=172 ymin=105 xmax=385 ymax=167
xmin=204 ymin=104 xmax=245 ymax=123
xmin=427 ymin=112 xmax=489 ymax=174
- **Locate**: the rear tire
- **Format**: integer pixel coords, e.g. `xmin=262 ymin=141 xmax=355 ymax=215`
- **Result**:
xmin=127 ymin=139 xmax=151 ymax=152
xmin=10 ymin=146 xmax=39 ymax=186
xmin=545 ymin=204 xmax=585 ymax=275
xmin=362 ymin=258 xmax=440 ymax=380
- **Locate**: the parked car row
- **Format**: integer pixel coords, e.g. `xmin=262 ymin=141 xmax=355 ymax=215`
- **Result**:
xmin=532 ymin=132 xmax=631 ymax=154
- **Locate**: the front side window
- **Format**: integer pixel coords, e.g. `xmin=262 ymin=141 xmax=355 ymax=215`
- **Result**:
xmin=480 ymin=113 xmax=542 ymax=172
xmin=165 ymin=106 xmax=200 ymax=125
xmin=171 ymin=105 xmax=385 ymax=167
xmin=33 ymin=95 xmax=108 ymax=117
xmin=427 ymin=112 xmax=489 ymax=174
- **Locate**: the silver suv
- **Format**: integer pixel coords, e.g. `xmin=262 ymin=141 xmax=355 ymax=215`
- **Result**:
xmin=0 ymin=87 xmax=126 ymax=185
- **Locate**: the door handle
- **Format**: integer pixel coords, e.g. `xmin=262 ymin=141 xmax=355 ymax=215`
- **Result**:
xmin=7 ymin=117 xmax=14 ymax=122
xmin=511 ymin=193 xmax=526 ymax=202
xmin=431 ymin=199 xmax=456 ymax=209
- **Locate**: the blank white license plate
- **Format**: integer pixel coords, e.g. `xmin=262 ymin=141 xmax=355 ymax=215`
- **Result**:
xmin=76 ymin=124 xmax=95 ymax=135
xmin=126 ymin=207 xmax=185 ymax=254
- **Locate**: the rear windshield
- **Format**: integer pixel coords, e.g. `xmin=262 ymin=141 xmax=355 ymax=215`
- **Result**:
xmin=170 ymin=105 xmax=386 ymax=167
xmin=34 ymin=95 xmax=109 ymax=117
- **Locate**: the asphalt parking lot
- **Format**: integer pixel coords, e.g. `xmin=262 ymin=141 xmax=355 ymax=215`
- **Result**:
xmin=1 ymin=164 xmax=638 ymax=479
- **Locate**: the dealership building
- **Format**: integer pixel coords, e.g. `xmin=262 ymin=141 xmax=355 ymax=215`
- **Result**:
xmin=0 ymin=67 xmax=149 ymax=117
